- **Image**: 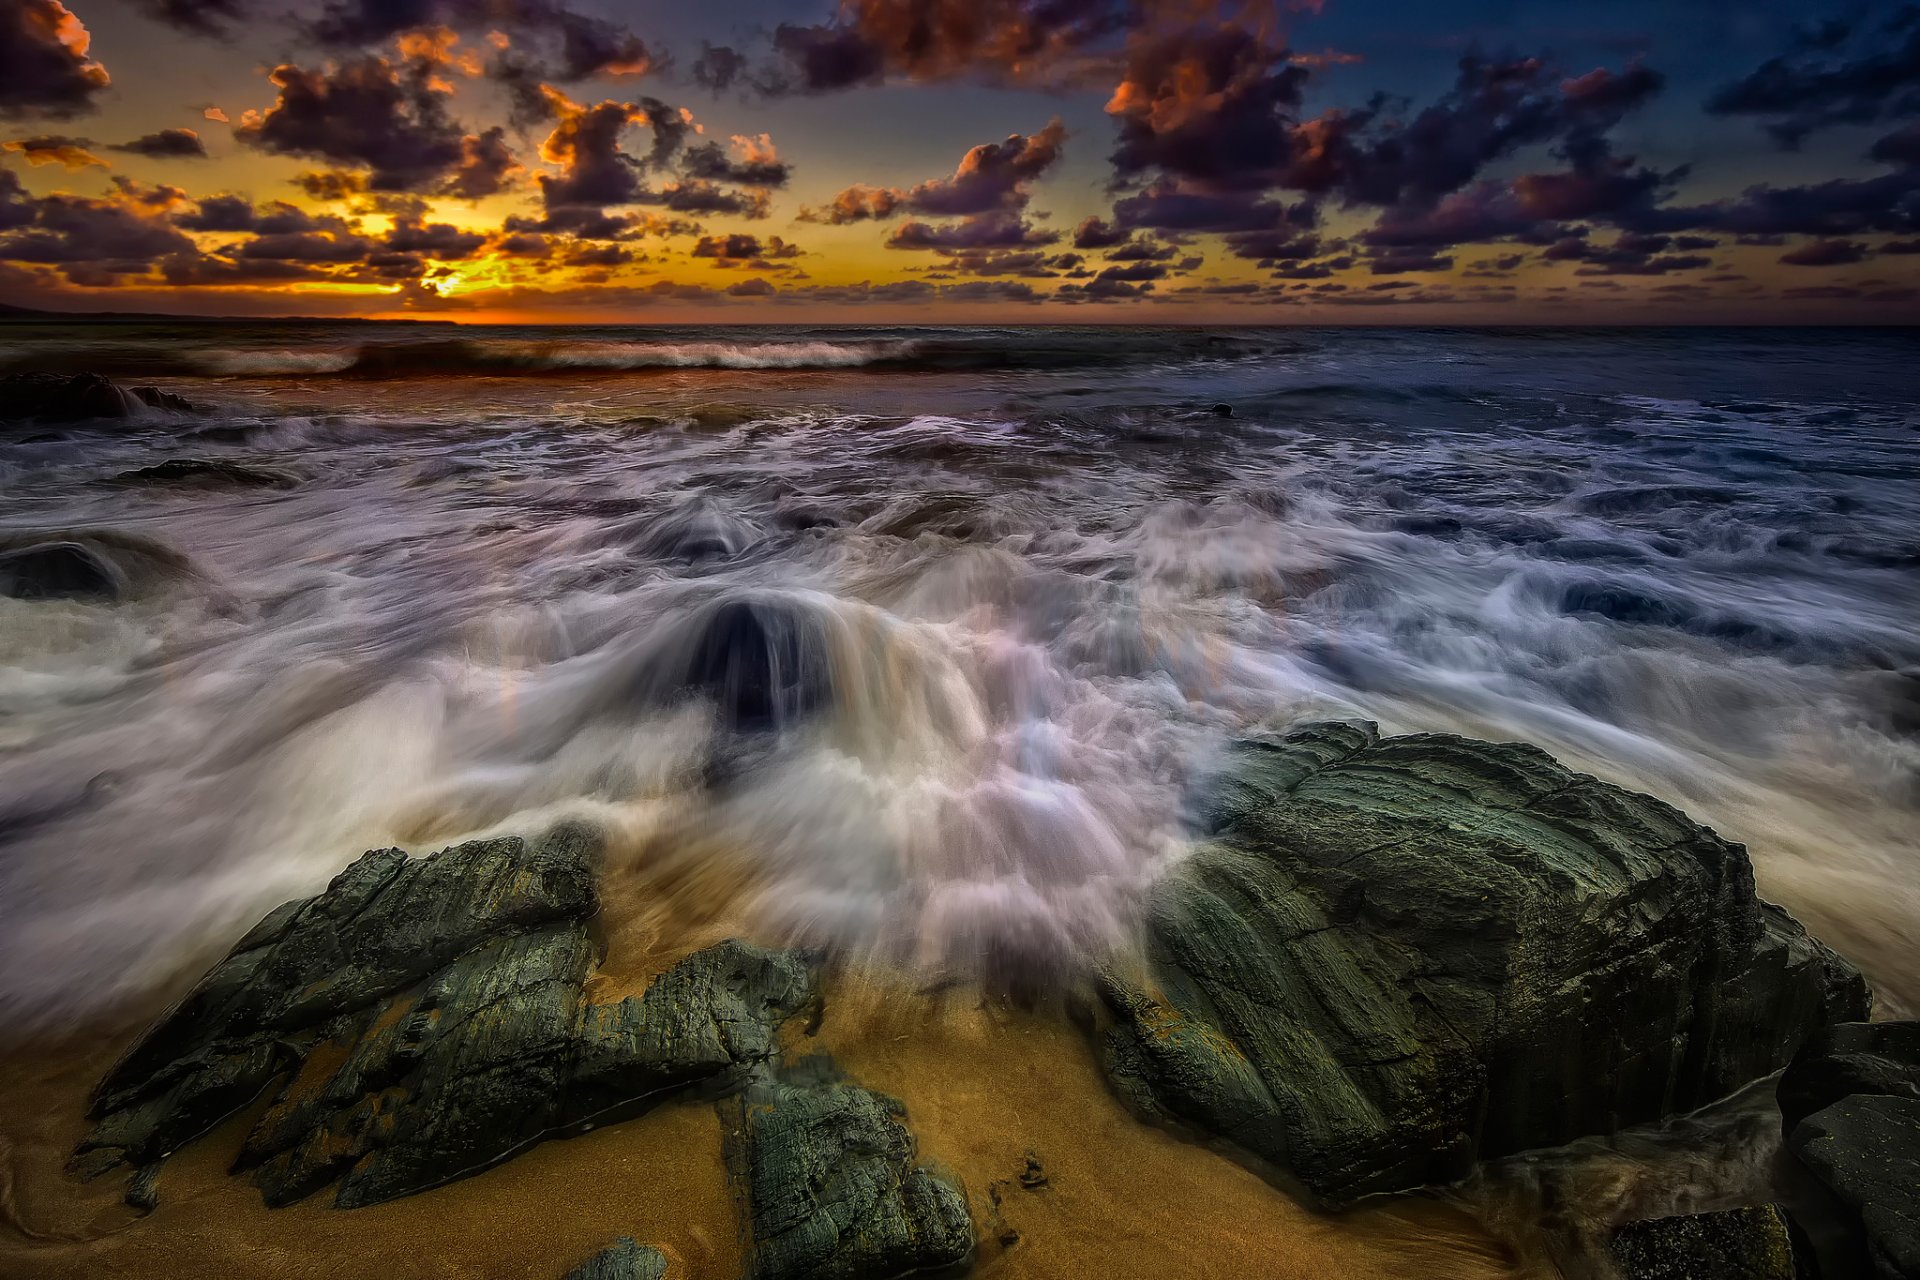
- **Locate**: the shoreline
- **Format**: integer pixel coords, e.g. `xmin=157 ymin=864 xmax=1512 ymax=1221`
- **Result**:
xmin=0 ymin=973 xmax=1530 ymax=1280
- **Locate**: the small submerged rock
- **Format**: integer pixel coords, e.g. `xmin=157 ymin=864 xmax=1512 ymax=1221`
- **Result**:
xmin=0 ymin=529 xmax=196 ymax=602
xmin=627 ymin=498 xmax=764 ymax=565
xmin=1098 ymin=721 xmax=1868 ymax=1207
xmin=563 ymin=1238 xmax=669 ymax=1280
xmin=722 ymin=1056 xmax=973 ymax=1280
xmin=1608 ymin=1205 xmax=1799 ymax=1280
xmin=107 ymin=458 xmax=300 ymax=489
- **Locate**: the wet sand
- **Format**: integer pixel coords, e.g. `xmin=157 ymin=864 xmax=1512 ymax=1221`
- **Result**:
xmin=0 ymin=960 xmax=1530 ymax=1280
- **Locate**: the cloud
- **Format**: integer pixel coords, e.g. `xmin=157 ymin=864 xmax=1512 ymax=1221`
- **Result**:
xmin=235 ymin=54 xmax=469 ymax=192
xmin=761 ymin=0 xmax=1136 ymax=94
xmin=443 ymin=126 xmax=520 ymax=198
xmin=650 ymin=178 xmax=771 ymax=219
xmin=886 ymin=209 xmax=1059 ymax=250
xmin=0 ymin=187 xmax=196 ymax=280
xmin=1 ymin=0 xmax=111 ymax=120
xmin=806 ymin=120 xmax=1066 ymax=226
xmin=110 ymin=128 xmax=208 ymax=159
xmin=1708 ymin=7 xmax=1920 ymax=147
xmin=682 ymin=134 xmax=790 ymax=187
xmin=1779 ymin=237 xmax=1868 ymax=267
xmin=3 ymin=132 xmax=105 ymax=168
xmin=130 ymin=0 xmax=245 ymax=34
xmin=1071 ymin=215 xmax=1128 ymax=248
xmin=1106 ymin=26 xmax=1312 ymax=191
xmin=693 ymin=42 xmax=748 ymax=93
xmin=244 ymin=0 xmax=663 ymax=82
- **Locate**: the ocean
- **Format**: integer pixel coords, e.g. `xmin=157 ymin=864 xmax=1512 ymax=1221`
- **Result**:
xmin=1 ymin=322 xmax=1916 ymax=1032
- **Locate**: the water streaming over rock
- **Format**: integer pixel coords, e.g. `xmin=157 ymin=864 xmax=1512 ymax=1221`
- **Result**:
xmin=1 ymin=323 xmax=1915 ymax=1030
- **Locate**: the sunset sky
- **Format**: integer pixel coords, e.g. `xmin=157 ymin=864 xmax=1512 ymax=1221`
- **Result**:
xmin=1 ymin=0 xmax=1917 ymax=322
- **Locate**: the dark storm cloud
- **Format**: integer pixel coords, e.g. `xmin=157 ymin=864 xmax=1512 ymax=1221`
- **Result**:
xmin=806 ymin=121 xmax=1066 ymax=224
xmin=235 ymin=55 xmax=469 ymax=192
xmin=443 ymin=126 xmax=519 ymax=199
xmin=0 ymin=191 xmax=195 ymax=278
xmin=885 ymin=210 xmax=1059 ymax=250
xmin=682 ymin=138 xmax=790 ymax=188
xmin=1106 ymin=26 xmax=1312 ymax=192
xmin=648 ymin=179 xmax=769 ymax=219
xmin=1779 ymin=237 xmax=1868 ymax=267
xmin=304 ymin=1 xmax=656 ymax=80
xmin=110 ymin=128 xmax=207 ymax=159
xmin=761 ymin=0 xmax=1134 ymax=95
xmin=1540 ymin=232 xmax=1711 ymax=275
xmin=173 ymin=193 xmax=263 ymax=231
xmin=1708 ymin=7 xmax=1920 ymax=148
xmin=692 ymin=42 xmax=748 ymax=93
xmin=385 ymin=212 xmax=486 ymax=257
xmin=1071 ymin=215 xmax=1128 ymax=249
xmin=131 ymin=0 xmax=247 ymax=36
xmin=691 ymin=231 xmax=763 ymax=261
xmin=1 ymin=0 xmax=111 ymax=119
xmin=294 ymin=169 xmax=368 ymax=201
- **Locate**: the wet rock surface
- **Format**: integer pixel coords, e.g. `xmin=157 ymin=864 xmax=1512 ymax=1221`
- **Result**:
xmin=722 ymin=1056 xmax=973 ymax=1280
xmin=1781 ymin=1022 xmax=1920 ymax=1280
xmin=1099 ymin=720 xmax=1868 ymax=1207
xmin=1608 ymin=1205 xmax=1800 ymax=1280
xmin=564 ymin=1237 xmax=670 ymax=1280
xmin=76 ymin=826 xmax=818 ymax=1208
xmin=0 ymin=370 xmax=195 ymax=421
xmin=0 ymin=529 xmax=196 ymax=602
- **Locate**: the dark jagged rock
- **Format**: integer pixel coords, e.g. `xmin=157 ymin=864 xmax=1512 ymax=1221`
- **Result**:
xmin=1781 ymin=1023 xmax=1920 ymax=1280
xmin=1779 ymin=1021 xmax=1920 ymax=1135
xmin=722 ymin=1057 xmax=973 ymax=1280
xmin=0 ymin=371 xmax=196 ymax=421
xmin=0 ymin=530 xmax=196 ymax=602
xmin=563 ymin=1237 xmax=669 ymax=1280
xmin=1100 ymin=721 xmax=1868 ymax=1207
xmin=76 ymin=826 xmax=817 ymax=1209
xmin=108 ymin=458 xmax=299 ymax=489
xmin=1608 ymin=1206 xmax=1800 ymax=1280
xmin=1792 ymin=1098 xmax=1920 ymax=1280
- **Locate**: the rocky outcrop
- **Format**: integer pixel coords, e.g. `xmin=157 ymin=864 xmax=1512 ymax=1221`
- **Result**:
xmin=564 ymin=1238 xmax=669 ymax=1280
xmin=75 ymin=826 xmax=818 ymax=1209
xmin=721 ymin=1056 xmax=973 ymax=1280
xmin=0 ymin=530 xmax=196 ymax=602
xmin=0 ymin=371 xmax=196 ymax=421
xmin=1099 ymin=721 xmax=1868 ymax=1207
xmin=1780 ymin=1022 xmax=1920 ymax=1280
xmin=1607 ymin=1206 xmax=1800 ymax=1280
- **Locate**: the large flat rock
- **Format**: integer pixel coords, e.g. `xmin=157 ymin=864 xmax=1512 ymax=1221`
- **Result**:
xmin=1099 ymin=721 xmax=1868 ymax=1206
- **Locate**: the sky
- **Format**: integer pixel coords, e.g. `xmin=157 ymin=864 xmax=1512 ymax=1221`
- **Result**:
xmin=0 ymin=0 xmax=1917 ymax=323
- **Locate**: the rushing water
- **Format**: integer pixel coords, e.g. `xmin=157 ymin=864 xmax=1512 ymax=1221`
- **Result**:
xmin=0 ymin=323 xmax=1915 ymax=1030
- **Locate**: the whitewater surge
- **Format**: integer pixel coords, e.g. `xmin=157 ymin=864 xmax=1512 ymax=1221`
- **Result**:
xmin=0 ymin=324 xmax=1915 ymax=1029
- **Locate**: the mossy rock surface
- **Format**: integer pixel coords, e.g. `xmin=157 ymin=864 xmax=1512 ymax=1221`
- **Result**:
xmin=1100 ymin=720 xmax=1869 ymax=1206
